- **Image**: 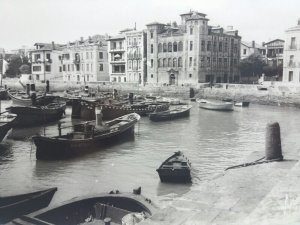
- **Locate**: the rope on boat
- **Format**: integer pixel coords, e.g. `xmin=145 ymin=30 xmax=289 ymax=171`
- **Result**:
xmin=225 ymin=156 xmax=283 ymax=171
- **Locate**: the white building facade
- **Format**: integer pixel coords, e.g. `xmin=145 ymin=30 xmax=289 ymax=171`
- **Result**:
xmin=283 ymin=20 xmax=300 ymax=83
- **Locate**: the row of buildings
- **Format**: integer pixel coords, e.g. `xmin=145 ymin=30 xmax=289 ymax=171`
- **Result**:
xmin=2 ymin=11 xmax=300 ymax=84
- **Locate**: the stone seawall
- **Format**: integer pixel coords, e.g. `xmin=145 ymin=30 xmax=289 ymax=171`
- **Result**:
xmin=3 ymin=78 xmax=300 ymax=107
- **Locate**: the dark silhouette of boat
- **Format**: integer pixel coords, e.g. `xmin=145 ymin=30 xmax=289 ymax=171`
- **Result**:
xmin=8 ymin=189 xmax=156 ymax=225
xmin=7 ymin=90 xmax=56 ymax=106
xmin=149 ymin=105 xmax=192 ymax=122
xmin=33 ymin=113 xmax=140 ymax=160
xmin=0 ymin=187 xmax=57 ymax=223
xmin=100 ymin=103 xmax=169 ymax=120
xmin=7 ymin=102 xmax=66 ymax=127
xmin=157 ymin=151 xmax=192 ymax=183
xmin=0 ymin=114 xmax=16 ymax=142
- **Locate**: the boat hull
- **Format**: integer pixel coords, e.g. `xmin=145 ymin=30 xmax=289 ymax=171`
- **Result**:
xmin=157 ymin=168 xmax=192 ymax=183
xmin=149 ymin=106 xmax=191 ymax=122
xmin=0 ymin=187 xmax=57 ymax=223
xmin=0 ymin=116 xmax=16 ymax=142
xmin=8 ymin=91 xmax=56 ymax=106
xmin=197 ymin=99 xmax=233 ymax=111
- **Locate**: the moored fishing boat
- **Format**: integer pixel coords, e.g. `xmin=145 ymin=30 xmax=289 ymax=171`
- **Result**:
xmin=100 ymin=103 xmax=169 ymax=120
xmin=157 ymin=151 xmax=192 ymax=183
xmin=8 ymin=189 xmax=156 ymax=225
xmin=197 ymin=99 xmax=233 ymax=111
xmin=0 ymin=113 xmax=16 ymax=142
xmin=33 ymin=112 xmax=140 ymax=160
xmin=0 ymin=187 xmax=57 ymax=223
xmin=7 ymin=90 xmax=56 ymax=106
xmin=7 ymin=102 xmax=66 ymax=127
xmin=149 ymin=105 xmax=192 ymax=122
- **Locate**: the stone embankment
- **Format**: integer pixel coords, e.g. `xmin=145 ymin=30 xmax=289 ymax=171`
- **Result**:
xmin=3 ymin=78 xmax=300 ymax=107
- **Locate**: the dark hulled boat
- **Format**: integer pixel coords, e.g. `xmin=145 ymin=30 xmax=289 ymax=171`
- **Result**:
xmin=7 ymin=90 xmax=56 ymax=106
xmin=157 ymin=151 xmax=192 ymax=183
xmin=33 ymin=113 xmax=140 ymax=160
xmin=100 ymin=103 xmax=169 ymax=120
xmin=149 ymin=105 xmax=192 ymax=122
xmin=8 ymin=190 xmax=156 ymax=225
xmin=7 ymin=102 xmax=66 ymax=127
xmin=0 ymin=114 xmax=16 ymax=142
xmin=0 ymin=187 xmax=57 ymax=223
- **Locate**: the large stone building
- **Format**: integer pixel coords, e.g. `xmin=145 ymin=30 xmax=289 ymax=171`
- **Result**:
xmin=61 ymin=35 xmax=109 ymax=83
xmin=283 ymin=20 xmax=300 ymax=83
xmin=107 ymin=29 xmax=147 ymax=84
xmin=146 ymin=11 xmax=241 ymax=85
xmin=30 ymin=42 xmax=64 ymax=82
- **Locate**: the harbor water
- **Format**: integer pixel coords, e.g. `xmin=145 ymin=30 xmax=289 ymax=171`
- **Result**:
xmin=0 ymin=100 xmax=300 ymax=208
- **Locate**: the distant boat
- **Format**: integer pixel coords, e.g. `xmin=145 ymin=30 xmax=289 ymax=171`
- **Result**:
xmin=7 ymin=90 xmax=56 ymax=106
xmin=234 ymin=101 xmax=250 ymax=107
xmin=0 ymin=113 xmax=16 ymax=142
xmin=33 ymin=113 xmax=141 ymax=160
xmin=9 ymin=190 xmax=156 ymax=225
xmin=0 ymin=187 xmax=57 ymax=223
xmin=100 ymin=103 xmax=169 ymax=120
xmin=157 ymin=151 xmax=192 ymax=183
xmin=149 ymin=105 xmax=192 ymax=122
xmin=7 ymin=102 xmax=66 ymax=127
xmin=197 ymin=99 xmax=233 ymax=111
xmin=257 ymin=85 xmax=268 ymax=91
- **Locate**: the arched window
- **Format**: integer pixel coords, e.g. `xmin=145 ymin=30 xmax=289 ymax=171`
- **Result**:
xmin=158 ymin=59 xmax=161 ymax=67
xmin=163 ymin=43 xmax=167 ymax=52
xmin=168 ymin=42 xmax=172 ymax=52
xmin=178 ymin=57 xmax=182 ymax=67
xmin=138 ymin=60 xmax=141 ymax=69
xmin=173 ymin=58 xmax=177 ymax=67
xmin=133 ymin=60 xmax=137 ymax=69
xmin=173 ymin=42 xmax=177 ymax=52
xmin=163 ymin=58 xmax=167 ymax=67
xmin=158 ymin=43 xmax=162 ymax=53
xmin=178 ymin=41 xmax=183 ymax=51
xmin=133 ymin=49 xmax=137 ymax=58
xmin=128 ymin=60 xmax=132 ymax=69
xmin=168 ymin=58 xmax=172 ymax=67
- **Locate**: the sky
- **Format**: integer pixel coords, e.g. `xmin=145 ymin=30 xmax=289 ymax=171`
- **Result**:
xmin=0 ymin=0 xmax=300 ymax=51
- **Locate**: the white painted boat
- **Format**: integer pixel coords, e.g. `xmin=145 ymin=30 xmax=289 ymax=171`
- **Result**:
xmin=196 ymin=99 xmax=233 ymax=111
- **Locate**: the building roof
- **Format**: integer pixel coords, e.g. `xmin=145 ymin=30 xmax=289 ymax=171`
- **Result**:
xmin=146 ymin=21 xmax=165 ymax=26
xmin=33 ymin=43 xmax=64 ymax=51
xmin=180 ymin=10 xmax=207 ymax=17
xmin=106 ymin=34 xmax=125 ymax=41
xmin=263 ymin=39 xmax=284 ymax=46
xmin=241 ymin=41 xmax=265 ymax=49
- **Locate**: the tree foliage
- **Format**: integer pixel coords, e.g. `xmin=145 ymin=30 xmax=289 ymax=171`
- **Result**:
xmin=5 ymin=55 xmax=31 ymax=77
xmin=262 ymin=64 xmax=283 ymax=78
xmin=239 ymin=53 xmax=267 ymax=78
xmin=19 ymin=64 xmax=31 ymax=74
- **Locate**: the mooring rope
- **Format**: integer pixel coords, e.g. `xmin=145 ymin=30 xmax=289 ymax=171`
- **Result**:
xmin=225 ymin=156 xmax=283 ymax=171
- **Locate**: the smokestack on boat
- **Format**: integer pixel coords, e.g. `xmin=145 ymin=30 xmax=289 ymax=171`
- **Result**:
xmin=95 ymin=106 xmax=104 ymax=126
xmin=26 ymin=84 xmax=30 ymax=96
xmin=46 ymin=80 xmax=50 ymax=93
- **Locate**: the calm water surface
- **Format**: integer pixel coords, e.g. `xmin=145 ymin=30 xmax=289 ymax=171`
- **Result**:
xmin=0 ymin=100 xmax=300 ymax=206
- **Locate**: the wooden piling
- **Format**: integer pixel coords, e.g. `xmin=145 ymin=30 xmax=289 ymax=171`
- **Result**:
xmin=265 ymin=122 xmax=283 ymax=161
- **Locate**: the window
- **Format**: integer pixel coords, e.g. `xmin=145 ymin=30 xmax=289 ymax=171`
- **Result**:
xmin=113 ymin=42 xmax=117 ymax=49
xmin=168 ymin=42 xmax=172 ymax=52
xmin=158 ymin=43 xmax=162 ymax=53
xmin=91 ymin=63 xmax=93 ymax=72
xmin=151 ymin=74 xmax=153 ymax=78
xmin=33 ymin=66 xmax=41 ymax=71
xmin=213 ymin=41 xmax=217 ymax=51
xmin=76 ymin=64 xmax=80 ymax=71
xmin=289 ymin=55 xmax=294 ymax=66
xmin=99 ymin=64 xmax=103 ymax=71
xmin=189 ymin=74 xmax=192 ymax=78
xmin=128 ymin=60 xmax=132 ymax=69
xmin=59 ymin=66 xmax=62 ymax=72
xmin=63 ymin=65 xmax=66 ymax=71
xmin=151 ymin=59 xmax=153 ymax=68
xmin=68 ymin=64 xmax=70 ymax=71
xmin=189 ymin=57 xmax=192 ymax=67
xmin=99 ymin=52 xmax=103 ymax=59
xmin=86 ymin=52 xmax=89 ymax=59
xmin=289 ymin=71 xmax=293 ymax=81
xmin=163 ymin=43 xmax=167 ymax=52
xmin=178 ymin=41 xmax=183 ymax=51
xmin=207 ymin=41 xmax=211 ymax=51
xmin=201 ymin=41 xmax=205 ymax=51
xmin=218 ymin=58 xmax=222 ymax=66
xmin=168 ymin=58 xmax=172 ymax=67
xmin=150 ymin=32 xmax=153 ymax=38
xmin=163 ymin=58 xmax=167 ymax=67
xmin=173 ymin=42 xmax=177 ymax=52
xmin=178 ymin=57 xmax=182 ymax=67
xmin=224 ymin=42 xmax=228 ymax=52
xmin=86 ymin=64 xmax=89 ymax=72
xmin=190 ymin=41 xmax=193 ymax=51
xmin=173 ymin=58 xmax=177 ymax=67
xmin=207 ymin=57 xmax=211 ymax=65
xmin=151 ymin=44 xmax=154 ymax=53
xmin=119 ymin=41 xmax=123 ymax=49
xmin=124 ymin=77 xmax=126 ymax=82
xmin=291 ymin=37 xmax=296 ymax=49
xmin=45 ymin=65 xmax=51 ymax=72
xmin=34 ymin=54 xmax=41 ymax=62
xmin=224 ymin=58 xmax=228 ymax=67
xmin=91 ymin=52 xmax=93 ymax=59
xmin=71 ymin=64 xmax=74 ymax=71
xmin=219 ymin=42 xmax=223 ymax=52
xmin=243 ymin=49 xmax=247 ymax=55
xmin=133 ymin=60 xmax=137 ymax=69
xmin=46 ymin=53 xmax=51 ymax=60
xmin=158 ymin=59 xmax=161 ymax=67
xmin=138 ymin=60 xmax=141 ymax=69
xmin=190 ymin=27 xmax=193 ymax=35
xmin=36 ymin=75 xmax=39 ymax=80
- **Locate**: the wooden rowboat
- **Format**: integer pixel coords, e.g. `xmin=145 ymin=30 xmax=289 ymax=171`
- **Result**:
xmin=197 ymin=99 xmax=233 ymax=111
xmin=0 ymin=187 xmax=57 ymax=223
xmin=149 ymin=105 xmax=192 ymax=122
xmin=0 ymin=113 xmax=16 ymax=142
xmin=7 ymin=90 xmax=56 ymax=106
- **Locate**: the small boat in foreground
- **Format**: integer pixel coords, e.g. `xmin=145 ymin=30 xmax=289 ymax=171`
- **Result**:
xmin=7 ymin=102 xmax=66 ymax=127
xmin=8 ymin=189 xmax=156 ymax=225
xmin=0 ymin=113 xmax=16 ymax=142
xmin=0 ymin=187 xmax=57 ymax=223
xmin=33 ymin=113 xmax=140 ymax=160
xmin=157 ymin=151 xmax=192 ymax=183
xmin=197 ymin=99 xmax=233 ymax=111
xmin=149 ymin=105 xmax=192 ymax=122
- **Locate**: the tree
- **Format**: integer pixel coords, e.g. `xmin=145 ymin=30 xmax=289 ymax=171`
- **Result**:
xmin=239 ymin=53 xmax=267 ymax=82
xmin=19 ymin=64 xmax=31 ymax=74
xmin=5 ymin=55 xmax=23 ymax=77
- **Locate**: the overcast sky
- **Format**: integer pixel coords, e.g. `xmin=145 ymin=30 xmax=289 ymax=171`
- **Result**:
xmin=1 ymin=0 xmax=299 ymax=50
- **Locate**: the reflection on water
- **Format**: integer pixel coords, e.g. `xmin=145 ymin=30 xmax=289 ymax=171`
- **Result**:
xmin=0 ymin=100 xmax=300 ymax=207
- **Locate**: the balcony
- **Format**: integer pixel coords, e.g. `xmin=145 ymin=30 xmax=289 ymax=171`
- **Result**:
xmin=109 ymin=48 xmax=125 ymax=52
xmin=110 ymin=59 xmax=125 ymax=64
xmin=111 ymin=72 xmax=126 ymax=76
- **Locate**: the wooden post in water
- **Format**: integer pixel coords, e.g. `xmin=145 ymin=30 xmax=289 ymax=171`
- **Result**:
xmin=265 ymin=122 xmax=283 ymax=161
xmin=58 ymin=122 xmax=61 ymax=137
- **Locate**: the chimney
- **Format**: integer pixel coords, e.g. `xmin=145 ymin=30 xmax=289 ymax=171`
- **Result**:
xmin=80 ymin=37 xmax=84 ymax=42
xmin=252 ymin=41 xmax=255 ymax=48
xmin=52 ymin=41 xmax=55 ymax=50
xmin=298 ymin=18 xmax=300 ymax=25
xmin=227 ymin=25 xmax=233 ymax=31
